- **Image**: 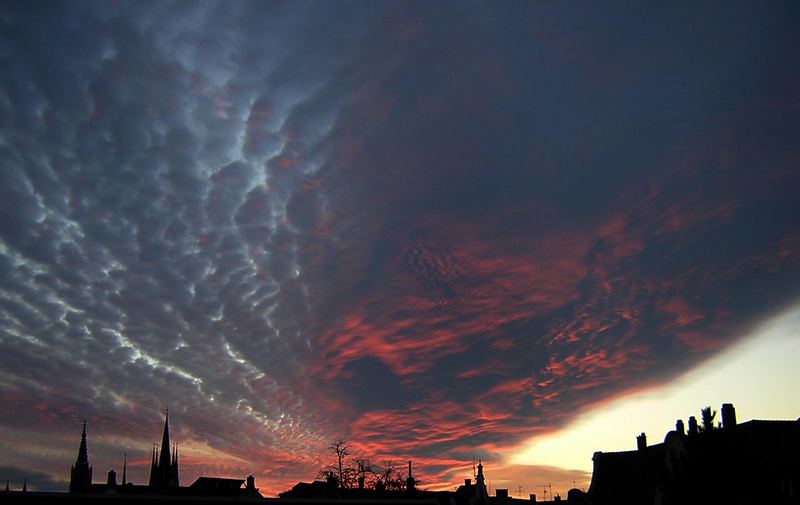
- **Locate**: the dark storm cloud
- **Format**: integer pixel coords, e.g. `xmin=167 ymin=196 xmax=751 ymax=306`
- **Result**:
xmin=298 ymin=0 xmax=800 ymax=485
xmin=1 ymin=0 xmax=799 ymax=495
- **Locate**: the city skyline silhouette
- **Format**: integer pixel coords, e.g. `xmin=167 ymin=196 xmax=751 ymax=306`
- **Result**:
xmin=5 ymin=401 xmax=800 ymax=504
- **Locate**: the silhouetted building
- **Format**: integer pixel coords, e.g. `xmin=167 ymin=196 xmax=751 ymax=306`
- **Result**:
xmin=281 ymin=459 xmax=514 ymax=505
xmin=406 ymin=461 xmax=416 ymax=492
xmin=148 ymin=410 xmax=179 ymax=489
xmin=588 ymin=403 xmax=800 ymax=505
xmin=189 ymin=477 xmax=248 ymax=495
xmin=69 ymin=421 xmax=92 ymax=493
xmin=453 ymin=459 xmax=489 ymax=505
xmin=57 ymin=411 xmax=261 ymax=502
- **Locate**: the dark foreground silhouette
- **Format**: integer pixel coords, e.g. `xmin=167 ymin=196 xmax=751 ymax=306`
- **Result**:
xmin=3 ymin=402 xmax=799 ymax=504
xmin=587 ymin=403 xmax=800 ymax=505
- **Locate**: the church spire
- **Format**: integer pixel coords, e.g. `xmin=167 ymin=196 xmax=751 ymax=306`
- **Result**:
xmin=473 ymin=458 xmax=489 ymax=504
xmin=172 ymin=443 xmax=179 ymax=487
xmin=150 ymin=409 xmax=179 ymax=488
xmin=122 ymin=454 xmax=127 ymax=486
xmin=148 ymin=444 xmax=157 ymax=487
xmin=158 ymin=409 xmax=171 ymax=471
xmin=77 ymin=421 xmax=89 ymax=465
xmin=69 ymin=420 xmax=92 ymax=493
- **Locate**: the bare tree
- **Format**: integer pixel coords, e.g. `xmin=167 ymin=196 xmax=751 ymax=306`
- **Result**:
xmin=352 ymin=456 xmax=375 ymax=489
xmin=331 ymin=439 xmax=351 ymax=487
xmin=316 ymin=442 xmax=421 ymax=491
xmin=376 ymin=460 xmax=405 ymax=491
xmin=316 ymin=468 xmax=337 ymax=485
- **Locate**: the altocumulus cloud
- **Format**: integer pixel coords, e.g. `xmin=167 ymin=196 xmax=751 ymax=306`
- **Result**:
xmin=0 ymin=0 xmax=371 ymax=491
xmin=1 ymin=0 xmax=800 ymax=496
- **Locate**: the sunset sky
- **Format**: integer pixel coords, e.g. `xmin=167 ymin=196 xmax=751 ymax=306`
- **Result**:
xmin=1 ymin=1 xmax=799 ymax=498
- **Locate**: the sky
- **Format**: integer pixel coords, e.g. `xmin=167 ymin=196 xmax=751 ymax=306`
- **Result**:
xmin=0 ymin=0 xmax=799 ymax=497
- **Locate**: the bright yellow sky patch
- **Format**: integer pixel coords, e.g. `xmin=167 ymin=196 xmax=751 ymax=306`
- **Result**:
xmin=509 ymin=302 xmax=800 ymax=472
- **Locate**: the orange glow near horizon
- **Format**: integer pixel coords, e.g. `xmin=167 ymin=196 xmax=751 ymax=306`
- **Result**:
xmin=508 ymin=302 xmax=800 ymax=473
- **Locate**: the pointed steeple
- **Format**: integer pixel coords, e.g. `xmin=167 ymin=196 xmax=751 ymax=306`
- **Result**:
xmin=22 ymin=480 xmax=26 ymax=492
xmin=77 ymin=421 xmax=89 ymax=465
xmin=122 ymin=454 xmax=127 ymax=486
xmin=158 ymin=409 xmax=171 ymax=471
xmin=473 ymin=459 xmax=489 ymax=504
xmin=69 ymin=420 xmax=92 ymax=493
xmin=150 ymin=409 xmax=179 ymax=488
xmin=148 ymin=444 xmax=157 ymax=487
xmin=172 ymin=443 xmax=179 ymax=487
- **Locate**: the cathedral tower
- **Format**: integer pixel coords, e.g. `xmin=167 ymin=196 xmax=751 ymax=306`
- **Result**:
xmin=148 ymin=410 xmax=179 ymax=488
xmin=69 ymin=421 xmax=92 ymax=493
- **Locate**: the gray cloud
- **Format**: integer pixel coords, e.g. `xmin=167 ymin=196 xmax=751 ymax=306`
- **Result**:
xmin=0 ymin=0 xmax=372 ymax=488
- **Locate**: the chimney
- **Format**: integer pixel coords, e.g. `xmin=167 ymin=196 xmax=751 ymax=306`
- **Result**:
xmin=107 ymin=470 xmax=117 ymax=487
xmin=676 ymin=419 xmax=685 ymax=435
xmin=688 ymin=416 xmax=699 ymax=436
xmin=464 ymin=479 xmax=472 ymax=487
xmin=496 ymin=489 xmax=509 ymax=499
xmin=721 ymin=403 xmax=737 ymax=429
xmin=326 ymin=473 xmax=337 ymax=489
xmin=246 ymin=475 xmax=256 ymax=491
xmin=530 ymin=493 xmax=537 ymax=502
xmin=636 ymin=432 xmax=647 ymax=451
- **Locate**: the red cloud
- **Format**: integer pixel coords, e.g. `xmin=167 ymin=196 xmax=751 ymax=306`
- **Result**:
xmin=312 ymin=212 xmax=593 ymax=381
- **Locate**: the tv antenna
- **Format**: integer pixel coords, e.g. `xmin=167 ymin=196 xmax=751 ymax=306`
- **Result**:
xmin=472 ymin=450 xmax=476 ymax=478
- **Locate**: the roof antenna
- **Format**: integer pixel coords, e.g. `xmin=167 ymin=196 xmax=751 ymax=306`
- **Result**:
xmin=472 ymin=450 xmax=476 ymax=478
